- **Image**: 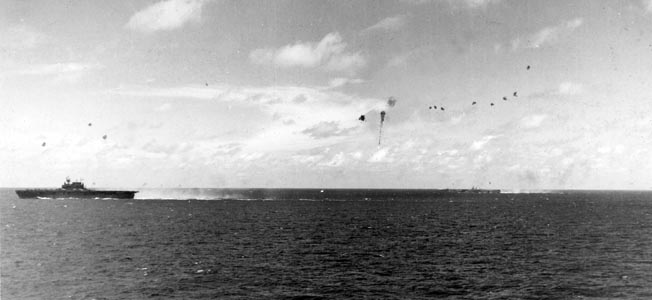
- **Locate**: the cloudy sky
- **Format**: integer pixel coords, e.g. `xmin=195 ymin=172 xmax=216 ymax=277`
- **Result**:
xmin=3 ymin=0 xmax=652 ymax=189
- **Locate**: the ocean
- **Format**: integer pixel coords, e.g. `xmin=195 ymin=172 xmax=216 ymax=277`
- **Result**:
xmin=2 ymin=188 xmax=652 ymax=299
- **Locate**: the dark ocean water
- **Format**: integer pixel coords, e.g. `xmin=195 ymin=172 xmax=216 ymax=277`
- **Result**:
xmin=2 ymin=189 xmax=652 ymax=299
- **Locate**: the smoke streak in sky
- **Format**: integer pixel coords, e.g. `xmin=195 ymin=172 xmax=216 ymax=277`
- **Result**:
xmin=378 ymin=111 xmax=386 ymax=146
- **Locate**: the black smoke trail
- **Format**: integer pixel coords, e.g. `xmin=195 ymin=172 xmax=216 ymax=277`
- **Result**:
xmin=378 ymin=111 xmax=386 ymax=145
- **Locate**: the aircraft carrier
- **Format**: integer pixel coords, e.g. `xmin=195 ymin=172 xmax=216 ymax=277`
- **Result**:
xmin=15 ymin=178 xmax=137 ymax=199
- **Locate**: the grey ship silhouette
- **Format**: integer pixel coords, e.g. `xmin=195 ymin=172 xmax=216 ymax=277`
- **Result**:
xmin=15 ymin=177 xmax=137 ymax=199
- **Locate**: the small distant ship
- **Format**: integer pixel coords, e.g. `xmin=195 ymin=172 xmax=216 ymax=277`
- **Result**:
xmin=15 ymin=177 xmax=137 ymax=199
xmin=464 ymin=186 xmax=501 ymax=194
xmin=436 ymin=188 xmax=501 ymax=194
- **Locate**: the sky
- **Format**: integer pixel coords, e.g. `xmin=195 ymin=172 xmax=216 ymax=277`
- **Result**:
xmin=3 ymin=0 xmax=652 ymax=189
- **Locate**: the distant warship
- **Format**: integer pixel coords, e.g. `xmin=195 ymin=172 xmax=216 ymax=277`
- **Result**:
xmin=15 ymin=177 xmax=137 ymax=199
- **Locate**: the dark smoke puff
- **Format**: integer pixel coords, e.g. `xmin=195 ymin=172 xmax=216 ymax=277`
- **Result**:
xmin=387 ymin=97 xmax=397 ymax=107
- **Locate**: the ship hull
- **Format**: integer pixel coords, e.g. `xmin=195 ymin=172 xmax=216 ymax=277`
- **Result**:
xmin=15 ymin=189 xmax=137 ymax=199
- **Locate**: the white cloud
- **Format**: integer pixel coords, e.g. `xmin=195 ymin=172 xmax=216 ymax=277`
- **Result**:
xmin=387 ymin=53 xmax=410 ymax=68
xmin=386 ymin=45 xmax=437 ymax=68
xmin=472 ymin=153 xmax=493 ymax=167
xmin=493 ymin=43 xmax=503 ymax=54
xmin=368 ymin=147 xmax=392 ymax=163
xmin=520 ymin=114 xmax=547 ymax=129
xmin=112 ymin=85 xmax=222 ymax=99
xmin=597 ymin=146 xmax=611 ymax=154
xmin=511 ymin=18 xmax=583 ymax=50
xmin=324 ymin=53 xmax=366 ymax=73
xmin=614 ymin=144 xmax=625 ymax=154
xmin=450 ymin=113 xmax=465 ymax=125
xmin=401 ymin=0 xmax=502 ymax=9
xmin=292 ymin=153 xmax=322 ymax=165
xmin=558 ymin=82 xmax=584 ymax=95
xmin=328 ymin=77 xmax=365 ymax=88
xmin=362 ymin=14 xmax=409 ymax=34
xmin=155 ymin=103 xmax=173 ymax=111
xmin=126 ymin=0 xmax=208 ymax=33
xmin=470 ymin=135 xmax=497 ymax=151
xmin=319 ymin=152 xmax=346 ymax=167
xmin=464 ymin=0 xmax=502 ymax=8
xmin=0 ymin=25 xmax=47 ymax=50
xmin=12 ymin=62 xmax=103 ymax=83
xmin=250 ymin=32 xmax=366 ymax=74
xmin=302 ymin=121 xmax=353 ymax=139
xmin=17 ymin=63 xmax=103 ymax=76
xmin=239 ymin=152 xmax=264 ymax=162
xmin=644 ymin=0 xmax=652 ymax=12
xmin=111 ymin=84 xmax=386 ymax=153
